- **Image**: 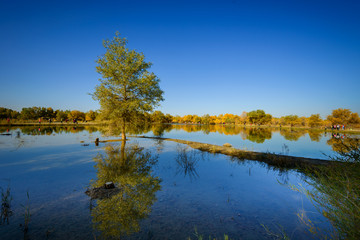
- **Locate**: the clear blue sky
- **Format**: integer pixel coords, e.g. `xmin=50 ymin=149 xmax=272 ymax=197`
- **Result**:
xmin=1 ymin=0 xmax=359 ymax=118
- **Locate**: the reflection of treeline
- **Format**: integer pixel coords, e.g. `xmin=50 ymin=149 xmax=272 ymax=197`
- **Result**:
xmin=279 ymin=128 xmax=307 ymax=141
xmin=327 ymin=136 xmax=360 ymax=152
xmin=2 ymin=125 xmax=358 ymax=150
xmin=0 ymin=126 xmax=101 ymax=135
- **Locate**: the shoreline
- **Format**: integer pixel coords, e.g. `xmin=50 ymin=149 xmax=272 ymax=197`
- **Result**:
xmin=1 ymin=122 xmax=359 ymax=134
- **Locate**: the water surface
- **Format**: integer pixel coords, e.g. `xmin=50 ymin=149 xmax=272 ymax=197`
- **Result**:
xmin=0 ymin=126 xmax=353 ymax=239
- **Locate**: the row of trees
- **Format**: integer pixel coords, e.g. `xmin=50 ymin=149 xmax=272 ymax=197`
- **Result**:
xmin=170 ymin=108 xmax=360 ymax=128
xmin=0 ymin=107 xmax=99 ymax=122
xmin=1 ymin=107 xmax=359 ymax=128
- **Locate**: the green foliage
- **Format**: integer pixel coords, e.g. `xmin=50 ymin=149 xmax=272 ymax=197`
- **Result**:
xmin=55 ymin=110 xmax=69 ymax=121
xmin=19 ymin=107 xmax=57 ymax=120
xmin=247 ymin=110 xmax=272 ymax=125
xmin=150 ymin=110 xmax=172 ymax=123
xmin=93 ymin=32 xmax=164 ymax=139
xmin=0 ymin=107 xmax=19 ymax=119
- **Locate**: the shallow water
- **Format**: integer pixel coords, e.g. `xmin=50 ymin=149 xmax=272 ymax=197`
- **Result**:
xmin=0 ymin=126 xmax=351 ymax=239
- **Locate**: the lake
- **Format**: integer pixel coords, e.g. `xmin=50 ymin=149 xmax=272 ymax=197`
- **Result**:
xmin=0 ymin=125 xmax=358 ymax=239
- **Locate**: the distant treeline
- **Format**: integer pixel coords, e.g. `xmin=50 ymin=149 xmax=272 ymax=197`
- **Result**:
xmin=152 ymin=108 xmax=360 ymax=128
xmin=1 ymin=107 xmax=359 ymax=128
xmin=0 ymin=107 xmax=98 ymax=122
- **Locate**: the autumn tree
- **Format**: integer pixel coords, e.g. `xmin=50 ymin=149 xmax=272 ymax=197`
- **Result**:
xmin=151 ymin=110 xmax=165 ymax=123
xmin=281 ymin=115 xmax=301 ymax=127
xmin=85 ymin=110 xmax=98 ymax=121
xmin=348 ymin=112 xmax=360 ymax=126
xmin=68 ymin=110 xmax=85 ymax=121
xmin=308 ymin=114 xmax=323 ymax=128
xmin=327 ymin=108 xmax=351 ymax=125
xmin=93 ymin=32 xmax=164 ymax=140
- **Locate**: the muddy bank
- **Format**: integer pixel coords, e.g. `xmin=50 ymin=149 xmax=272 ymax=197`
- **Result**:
xmin=98 ymin=136 xmax=336 ymax=169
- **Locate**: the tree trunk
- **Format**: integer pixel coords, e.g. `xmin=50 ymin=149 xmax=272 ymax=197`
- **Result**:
xmin=121 ymin=121 xmax=126 ymax=140
xmin=121 ymin=137 xmax=126 ymax=162
xmin=121 ymin=120 xmax=126 ymax=161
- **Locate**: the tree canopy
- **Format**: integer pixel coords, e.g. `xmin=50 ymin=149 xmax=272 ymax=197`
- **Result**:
xmin=247 ymin=110 xmax=272 ymax=125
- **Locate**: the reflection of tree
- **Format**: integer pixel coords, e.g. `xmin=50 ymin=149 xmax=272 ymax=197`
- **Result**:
xmin=4 ymin=126 xmax=103 ymax=136
xmin=327 ymin=137 xmax=360 ymax=153
xmin=90 ymin=142 xmax=161 ymax=238
xmin=279 ymin=128 xmax=306 ymax=141
xmin=151 ymin=124 xmax=172 ymax=137
xmin=245 ymin=128 xmax=272 ymax=143
xmin=98 ymin=122 xmax=152 ymax=137
xmin=307 ymin=130 xmax=322 ymax=142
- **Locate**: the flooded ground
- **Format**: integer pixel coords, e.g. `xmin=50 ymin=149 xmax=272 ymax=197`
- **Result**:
xmin=0 ymin=125 xmax=357 ymax=239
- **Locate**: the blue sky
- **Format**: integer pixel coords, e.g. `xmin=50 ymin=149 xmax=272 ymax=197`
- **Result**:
xmin=0 ymin=0 xmax=359 ymax=118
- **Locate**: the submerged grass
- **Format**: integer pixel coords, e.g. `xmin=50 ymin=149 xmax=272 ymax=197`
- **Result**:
xmin=187 ymin=227 xmax=230 ymax=240
xmin=261 ymin=223 xmax=291 ymax=240
xmin=0 ymin=185 xmax=13 ymax=225
xmin=290 ymin=140 xmax=360 ymax=239
xmin=21 ymin=191 xmax=31 ymax=234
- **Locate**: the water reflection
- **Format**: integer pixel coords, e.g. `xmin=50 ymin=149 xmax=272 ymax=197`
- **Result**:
xmin=0 ymin=126 xmax=99 ymax=136
xmin=307 ymin=130 xmax=323 ymax=142
xmin=175 ymin=145 xmax=200 ymax=181
xmin=245 ymin=128 xmax=272 ymax=143
xmin=88 ymin=141 xmax=161 ymax=239
xmin=327 ymin=134 xmax=360 ymax=152
xmin=2 ymin=124 xmax=359 ymax=144
xmin=279 ymin=128 xmax=306 ymax=141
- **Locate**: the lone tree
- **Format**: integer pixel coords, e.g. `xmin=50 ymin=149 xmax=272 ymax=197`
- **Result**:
xmin=93 ymin=32 xmax=164 ymax=140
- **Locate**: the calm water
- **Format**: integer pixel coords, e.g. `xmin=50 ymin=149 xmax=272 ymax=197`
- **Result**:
xmin=0 ymin=125 xmax=356 ymax=239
